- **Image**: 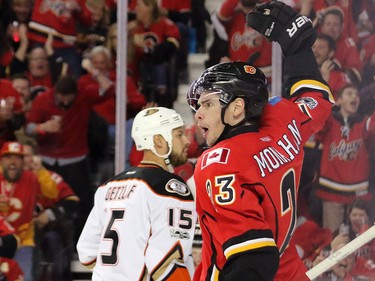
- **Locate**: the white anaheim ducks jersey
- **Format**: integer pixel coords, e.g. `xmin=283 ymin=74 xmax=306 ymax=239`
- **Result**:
xmin=77 ymin=163 xmax=197 ymax=281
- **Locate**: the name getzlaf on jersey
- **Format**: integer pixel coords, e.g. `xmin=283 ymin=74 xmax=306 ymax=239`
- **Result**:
xmin=77 ymin=163 xmax=197 ymax=281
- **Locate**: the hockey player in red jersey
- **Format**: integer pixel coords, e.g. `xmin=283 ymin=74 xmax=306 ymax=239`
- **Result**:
xmin=186 ymin=1 xmax=335 ymax=280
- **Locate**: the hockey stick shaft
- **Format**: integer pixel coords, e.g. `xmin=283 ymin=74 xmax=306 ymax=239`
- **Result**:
xmin=306 ymin=224 xmax=375 ymax=280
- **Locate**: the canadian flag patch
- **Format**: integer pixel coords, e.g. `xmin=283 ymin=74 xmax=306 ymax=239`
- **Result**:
xmin=201 ymin=148 xmax=230 ymax=169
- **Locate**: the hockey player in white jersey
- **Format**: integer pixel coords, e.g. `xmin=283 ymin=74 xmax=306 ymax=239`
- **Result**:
xmin=77 ymin=107 xmax=197 ymax=281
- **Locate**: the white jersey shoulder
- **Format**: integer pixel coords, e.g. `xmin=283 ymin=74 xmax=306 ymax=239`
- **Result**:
xmin=77 ymin=167 xmax=197 ymax=281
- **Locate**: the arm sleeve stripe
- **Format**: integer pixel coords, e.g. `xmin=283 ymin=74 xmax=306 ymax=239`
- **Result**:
xmin=224 ymin=238 xmax=277 ymax=259
xmin=166 ymin=37 xmax=180 ymax=49
xmin=290 ymin=79 xmax=335 ymax=103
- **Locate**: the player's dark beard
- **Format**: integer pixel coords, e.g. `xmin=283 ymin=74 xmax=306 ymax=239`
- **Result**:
xmin=3 ymin=169 xmax=22 ymax=182
xmin=169 ymin=151 xmax=187 ymax=167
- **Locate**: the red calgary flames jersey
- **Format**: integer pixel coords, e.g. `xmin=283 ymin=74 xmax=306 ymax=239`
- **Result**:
xmin=0 ymin=171 xmax=41 ymax=246
xmin=193 ymin=80 xmax=334 ymax=281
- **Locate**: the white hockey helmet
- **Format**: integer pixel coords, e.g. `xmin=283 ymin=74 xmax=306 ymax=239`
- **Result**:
xmin=131 ymin=107 xmax=185 ymax=158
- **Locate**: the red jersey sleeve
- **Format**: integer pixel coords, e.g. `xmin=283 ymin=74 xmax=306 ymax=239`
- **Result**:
xmin=218 ymin=0 xmax=240 ymax=21
xmin=0 ymin=79 xmax=24 ymax=113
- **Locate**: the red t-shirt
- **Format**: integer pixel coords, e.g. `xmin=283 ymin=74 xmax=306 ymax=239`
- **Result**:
xmin=28 ymin=0 xmax=92 ymax=48
xmin=218 ymin=0 xmax=272 ymax=68
xmin=79 ymin=71 xmax=146 ymax=124
xmin=26 ymin=84 xmax=115 ymax=158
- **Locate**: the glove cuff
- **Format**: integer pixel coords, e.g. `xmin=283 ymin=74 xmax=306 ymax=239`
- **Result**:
xmin=283 ymin=49 xmax=324 ymax=95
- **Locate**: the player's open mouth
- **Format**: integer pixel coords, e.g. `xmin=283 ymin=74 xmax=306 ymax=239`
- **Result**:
xmin=200 ymin=127 xmax=208 ymax=137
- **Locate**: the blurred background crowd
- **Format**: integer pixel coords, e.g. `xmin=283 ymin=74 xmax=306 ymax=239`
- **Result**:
xmin=0 ymin=0 xmax=374 ymax=280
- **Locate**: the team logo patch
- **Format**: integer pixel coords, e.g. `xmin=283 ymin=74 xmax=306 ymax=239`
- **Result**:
xmin=295 ymin=97 xmax=318 ymax=109
xmin=144 ymin=108 xmax=159 ymax=116
xmin=244 ymin=65 xmax=256 ymax=74
xmin=201 ymin=148 xmax=230 ymax=169
xmin=166 ymin=179 xmax=191 ymax=196
xmin=296 ymin=97 xmax=318 ymax=118
xmin=170 ymin=229 xmax=190 ymax=240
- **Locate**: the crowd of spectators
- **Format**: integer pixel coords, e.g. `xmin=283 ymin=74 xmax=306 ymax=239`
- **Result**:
xmin=0 ymin=0 xmax=374 ymax=280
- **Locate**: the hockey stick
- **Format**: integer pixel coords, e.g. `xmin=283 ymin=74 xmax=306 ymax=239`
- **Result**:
xmin=306 ymin=224 xmax=375 ymax=280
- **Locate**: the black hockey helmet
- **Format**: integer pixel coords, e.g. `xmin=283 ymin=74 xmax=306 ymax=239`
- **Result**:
xmin=187 ymin=62 xmax=268 ymax=121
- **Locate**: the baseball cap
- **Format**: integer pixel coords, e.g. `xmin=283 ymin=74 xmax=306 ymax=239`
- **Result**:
xmin=1 ymin=142 xmax=24 ymax=157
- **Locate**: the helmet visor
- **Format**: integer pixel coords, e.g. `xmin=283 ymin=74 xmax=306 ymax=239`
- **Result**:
xmin=187 ymin=83 xmax=232 ymax=112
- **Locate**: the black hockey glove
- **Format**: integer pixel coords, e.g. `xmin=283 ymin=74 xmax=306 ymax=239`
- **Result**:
xmin=246 ymin=0 xmax=316 ymax=55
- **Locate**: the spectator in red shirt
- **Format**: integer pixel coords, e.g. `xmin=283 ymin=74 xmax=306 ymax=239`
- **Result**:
xmin=312 ymin=33 xmax=353 ymax=97
xmin=312 ymin=223 xmax=375 ymax=280
xmin=23 ymin=143 xmax=80 ymax=281
xmin=0 ymin=142 xmax=41 ymax=281
xmin=299 ymin=0 xmax=359 ymax=43
xmin=319 ymin=7 xmax=362 ymax=84
xmin=293 ymin=215 xmax=332 ymax=269
xmin=78 ymin=45 xmax=146 ymax=180
xmin=9 ymin=25 xmax=65 ymax=90
xmin=25 ymin=69 xmax=114 ymax=240
xmin=315 ymin=85 xmax=375 ymax=232
xmin=128 ymin=0 xmax=181 ymax=108
xmin=0 ymin=78 xmax=25 ymax=147
xmin=206 ymin=0 xmax=272 ymax=81
xmin=159 ymin=0 xmax=191 ymax=78
xmin=27 ymin=0 xmax=94 ymax=78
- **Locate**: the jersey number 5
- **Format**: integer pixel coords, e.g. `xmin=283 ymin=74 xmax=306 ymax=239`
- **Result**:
xmin=101 ymin=209 xmax=125 ymax=265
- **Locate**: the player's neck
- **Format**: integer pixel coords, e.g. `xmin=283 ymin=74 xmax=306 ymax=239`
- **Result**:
xmin=141 ymin=152 xmax=168 ymax=171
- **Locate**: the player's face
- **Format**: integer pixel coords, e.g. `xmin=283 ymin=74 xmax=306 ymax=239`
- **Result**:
xmin=195 ymin=93 xmax=225 ymax=147
xmin=170 ymin=127 xmax=190 ymax=167
xmin=1 ymin=154 xmax=24 ymax=182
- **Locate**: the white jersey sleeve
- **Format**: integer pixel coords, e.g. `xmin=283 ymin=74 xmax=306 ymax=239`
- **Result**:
xmin=76 ymin=165 xmax=197 ymax=281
